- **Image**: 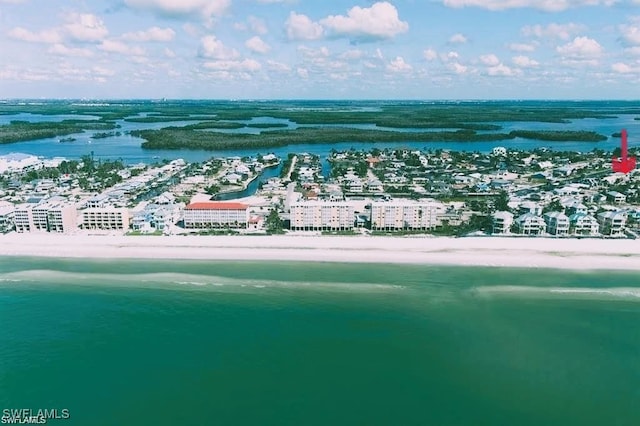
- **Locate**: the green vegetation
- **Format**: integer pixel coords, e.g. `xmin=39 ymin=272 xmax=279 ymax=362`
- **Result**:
xmin=0 ymin=120 xmax=116 ymax=144
xmin=132 ymin=126 xmax=607 ymax=151
xmin=247 ymin=123 xmax=289 ymax=129
xmin=0 ymin=100 xmax=617 ymax=145
xmin=509 ymin=130 xmax=606 ymax=142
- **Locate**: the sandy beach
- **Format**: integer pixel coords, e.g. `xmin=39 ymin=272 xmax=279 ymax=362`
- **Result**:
xmin=1 ymin=233 xmax=639 ymax=270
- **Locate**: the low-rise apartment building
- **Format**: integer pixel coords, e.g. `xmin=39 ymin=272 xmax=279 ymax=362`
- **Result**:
xmin=183 ymin=202 xmax=248 ymax=229
xmin=370 ymin=200 xmax=439 ymax=231
xmin=290 ymin=200 xmax=355 ymax=231
xmin=14 ymin=201 xmax=77 ymax=233
xmin=80 ymin=208 xmax=130 ymax=231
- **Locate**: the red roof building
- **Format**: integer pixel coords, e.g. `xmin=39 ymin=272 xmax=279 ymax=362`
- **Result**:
xmin=183 ymin=202 xmax=249 ymax=229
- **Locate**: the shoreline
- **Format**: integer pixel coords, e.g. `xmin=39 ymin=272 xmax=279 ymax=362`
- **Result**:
xmin=1 ymin=234 xmax=639 ymax=271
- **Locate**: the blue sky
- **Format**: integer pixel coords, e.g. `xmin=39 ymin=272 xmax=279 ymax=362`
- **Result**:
xmin=1 ymin=0 xmax=640 ymax=99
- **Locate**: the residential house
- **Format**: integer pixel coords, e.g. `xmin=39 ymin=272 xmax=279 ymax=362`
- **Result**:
xmin=569 ymin=213 xmax=599 ymax=236
xmin=515 ymin=213 xmax=546 ymax=235
xmin=598 ymin=211 xmax=627 ymax=236
xmin=492 ymin=211 xmax=514 ymax=234
xmin=544 ymin=211 xmax=570 ymax=236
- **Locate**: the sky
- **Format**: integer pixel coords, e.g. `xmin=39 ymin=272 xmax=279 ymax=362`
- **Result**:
xmin=2 ymin=0 xmax=640 ymax=99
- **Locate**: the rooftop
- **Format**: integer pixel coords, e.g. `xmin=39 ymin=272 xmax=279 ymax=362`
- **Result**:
xmin=185 ymin=202 xmax=248 ymax=210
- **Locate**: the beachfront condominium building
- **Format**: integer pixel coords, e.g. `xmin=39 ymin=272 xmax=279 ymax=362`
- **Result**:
xmin=183 ymin=202 xmax=249 ymax=229
xmin=289 ymin=200 xmax=355 ymax=231
xmin=370 ymin=200 xmax=439 ymax=231
xmin=492 ymin=211 xmax=514 ymax=234
xmin=597 ymin=211 xmax=627 ymax=236
xmin=543 ymin=211 xmax=570 ymax=236
xmin=14 ymin=201 xmax=77 ymax=233
xmin=80 ymin=208 xmax=130 ymax=231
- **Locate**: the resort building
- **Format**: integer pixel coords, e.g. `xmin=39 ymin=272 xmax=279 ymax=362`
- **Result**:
xmin=544 ymin=212 xmax=570 ymax=236
xmin=370 ymin=200 xmax=439 ymax=231
xmin=80 ymin=208 xmax=130 ymax=231
xmin=183 ymin=202 xmax=249 ymax=229
xmin=597 ymin=211 xmax=627 ymax=236
xmin=290 ymin=200 xmax=355 ymax=231
xmin=514 ymin=213 xmax=546 ymax=235
xmin=569 ymin=213 xmax=600 ymax=236
xmin=492 ymin=211 xmax=514 ymax=234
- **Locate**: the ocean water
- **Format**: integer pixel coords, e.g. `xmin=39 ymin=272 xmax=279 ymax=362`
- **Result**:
xmin=1 ymin=257 xmax=640 ymax=426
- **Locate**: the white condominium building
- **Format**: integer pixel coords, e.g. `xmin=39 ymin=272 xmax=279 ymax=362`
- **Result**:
xmin=290 ymin=201 xmax=355 ymax=231
xmin=370 ymin=200 xmax=439 ymax=231
xmin=81 ymin=208 xmax=130 ymax=231
xmin=183 ymin=202 xmax=248 ymax=229
xmin=14 ymin=201 xmax=77 ymax=233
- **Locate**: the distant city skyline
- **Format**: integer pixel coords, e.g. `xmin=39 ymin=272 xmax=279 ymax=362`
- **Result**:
xmin=2 ymin=0 xmax=640 ymax=99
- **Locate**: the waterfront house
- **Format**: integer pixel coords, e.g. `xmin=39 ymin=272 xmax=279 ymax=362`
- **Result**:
xmin=492 ymin=211 xmax=514 ymax=234
xmin=515 ymin=213 xmax=546 ymax=235
xmin=569 ymin=213 xmax=599 ymax=236
xmin=597 ymin=211 xmax=627 ymax=236
xmin=544 ymin=211 xmax=570 ymax=236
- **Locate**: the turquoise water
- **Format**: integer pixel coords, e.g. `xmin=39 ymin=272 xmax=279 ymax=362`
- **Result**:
xmin=1 ymin=257 xmax=640 ymax=425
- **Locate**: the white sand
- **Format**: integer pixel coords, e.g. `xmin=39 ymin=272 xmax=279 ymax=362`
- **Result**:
xmin=1 ymin=233 xmax=639 ymax=271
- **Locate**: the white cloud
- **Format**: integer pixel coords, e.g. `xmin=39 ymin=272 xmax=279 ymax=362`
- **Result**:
xmin=124 ymin=0 xmax=230 ymax=21
xmin=297 ymin=67 xmax=309 ymax=78
xmin=285 ymin=12 xmax=324 ymax=40
xmin=387 ymin=56 xmax=412 ymax=72
xmin=122 ymin=26 xmax=175 ymax=42
xmin=612 ymin=62 xmax=635 ymax=73
xmin=267 ymin=60 xmax=291 ymax=72
xmin=423 ymin=48 xmax=438 ymax=61
xmin=449 ymin=33 xmax=467 ymax=44
xmin=339 ymin=49 xmax=364 ymax=60
xmin=479 ymin=54 xmax=500 ymax=66
xmin=443 ymin=0 xmax=617 ymax=12
xmin=449 ymin=62 xmax=468 ymax=74
xmin=320 ymin=2 xmax=409 ymax=42
xmin=245 ymin=36 xmax=270 ymax=54
xmin=441 ymin=51 xmax=460 ymax=62
xmin=48 ymin=43 xmax=94 ymax=57
xmin=298 ymin=45 xmax=330 ymax=58
xmin=248 ymin=16 xmax=268 ymax=35
xmin=164 ymin=48 xmax=176 ymax=57
xmin=64 ymin=13 xmax=109 ymax=42
xmin=8 ymin=27 xmax=62 ymax=44
xmin=556 ymin=36 xmax=603 ymax=59
xmin=512 ymin=55 xmax=539 ymax=67
xmin=487 ymin=63 xmax=518 ymax=76
xmin=619 ymin=24 xmax=640 ymax=46
xmin=99 ymin=39 xmax=146 ymax=56
xmin=203 ymin=59 xmax=261 ymax=72
xmin=199 ymin=35 xmax=239 ymax=59
xmin=508 ymin=42 xmax=537 ymax=52
xmin=522 ymin=23 xmax=585 ymax=40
